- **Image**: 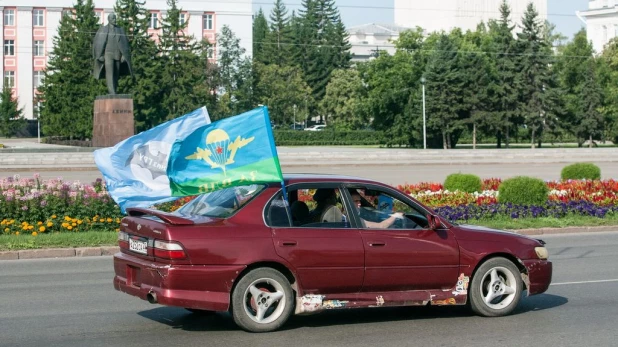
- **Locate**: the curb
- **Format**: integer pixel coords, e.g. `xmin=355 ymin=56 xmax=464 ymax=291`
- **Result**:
xmin=1 ymin=226 xmax=616 ymax=261
xmin=0 ymin=246 xmax=119 ymax=261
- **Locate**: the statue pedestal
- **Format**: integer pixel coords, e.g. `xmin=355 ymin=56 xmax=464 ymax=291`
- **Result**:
xmin=92 ymin=95 xmax=134 ymax=147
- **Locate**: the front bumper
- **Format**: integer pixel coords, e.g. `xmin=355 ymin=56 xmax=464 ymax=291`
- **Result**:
xmin=113 ymin=252 xmax=246 ymax=312
xmin=523 ymin=259 xmax=553 ymax=295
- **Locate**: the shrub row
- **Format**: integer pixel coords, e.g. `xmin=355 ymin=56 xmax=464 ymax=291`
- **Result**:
xmin=274 ymin=130 xmax=384 ymax=146
xmin=444 ymin=163 xmax=602 ymax=205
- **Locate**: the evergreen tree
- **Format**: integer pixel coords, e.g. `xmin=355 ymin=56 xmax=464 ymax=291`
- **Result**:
xmin=264 ymin=0 xmax=292 ymax=66
xmin=319 ymin=69 xmax=363 ymax=129
xmin=252 ymin=8 xmax=270 ymax=65
xmin=158 ymin=0 xmax=212 ymax=120
xmin=514 ymin=3 xmax=563 ymax=148
xmin=486 ymin=0 xmax=519 ymax=147
xmin=0 ymin=86 xmax=26 ymax=138
xmin=424 ymin=34 xmax=464 ymax=149
xmin=114 ymin=0 xmax=164 ymax=131
xmin=38 ymin=0 xmax=106 ymax=140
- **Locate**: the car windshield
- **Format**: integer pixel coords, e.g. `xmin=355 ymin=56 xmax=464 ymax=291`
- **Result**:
xmin=174 ymin=184 xmax=266 ymax=218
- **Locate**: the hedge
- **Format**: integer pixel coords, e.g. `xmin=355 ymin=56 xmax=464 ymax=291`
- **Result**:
xmin=444 ymin=173 xmax=482 ymax=193
xmin=498 ymin=176 xmax=549 ymax=205
xmin=274 ymin=130 xmax=384 ymax=146
xmin=561 ymin=163 xmax=601 ymax=180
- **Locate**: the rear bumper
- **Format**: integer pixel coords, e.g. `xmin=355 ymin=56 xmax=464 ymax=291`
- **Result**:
xmin=113 ymin=252 xmax=246 ymax=312
xmin=523 ymin=259 xmax=552 ymax=295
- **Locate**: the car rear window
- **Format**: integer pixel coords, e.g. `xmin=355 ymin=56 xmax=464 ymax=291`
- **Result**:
xmin=173 ymin=184 xmax=266 ymax=218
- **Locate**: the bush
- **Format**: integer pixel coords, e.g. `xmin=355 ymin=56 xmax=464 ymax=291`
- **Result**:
xmin=274 ymin=130 xmax=384 ymax=146
xmin=498 ymin=176 xmax=548 ymax=205
xmin=443 ymin=173 xmax=482 ymax=193
xmin=561 ymin=163 xmax=601 ymax=180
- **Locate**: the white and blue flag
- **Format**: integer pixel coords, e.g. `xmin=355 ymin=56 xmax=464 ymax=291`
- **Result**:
xmin=94 ymin=107 xmax=211 ymax=213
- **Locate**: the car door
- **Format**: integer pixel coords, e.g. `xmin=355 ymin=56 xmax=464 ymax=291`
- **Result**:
xmin=343 ymin=185 xmax=460 ymax=292
xmin=266 ymin=184 xmax=364 ymax=294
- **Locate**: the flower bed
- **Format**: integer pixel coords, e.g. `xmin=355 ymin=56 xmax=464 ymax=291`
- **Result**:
xmin=4 ymin=174 xmax=618 ymax=236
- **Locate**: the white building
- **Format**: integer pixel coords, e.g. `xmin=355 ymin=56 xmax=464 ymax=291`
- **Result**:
xmin=577 ymin=0 xmax=618 ymax=53
xmin=347 ymin=23 xmax=409 ymax=62
xmin=394 ymin=0 xmax=548 ymax=34
xmin=0 ymin=0 xmax=253 ymax=120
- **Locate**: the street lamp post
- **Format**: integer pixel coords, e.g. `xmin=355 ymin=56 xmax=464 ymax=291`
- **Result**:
xmin=420 ymin=77 xmax=426 ymax=150
xmin=293 ymin=104 xmax=297 ymax=130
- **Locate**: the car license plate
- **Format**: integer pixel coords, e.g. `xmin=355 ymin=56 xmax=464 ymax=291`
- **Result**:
xmin=129 ymin=238 xmax=147 ymax=254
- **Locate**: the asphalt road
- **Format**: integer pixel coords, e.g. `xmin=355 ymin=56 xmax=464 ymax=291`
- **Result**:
xmin=1 ymin=232 xmax=618 ymax=347
xmin=5 ymin=161 xmax=618 ymax=186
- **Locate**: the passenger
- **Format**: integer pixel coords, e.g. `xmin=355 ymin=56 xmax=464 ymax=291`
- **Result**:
xmin=310 ymin=189 xmax=343 ymax=223
xmin=350 ymin=191 xmax=403 ymax=228
xmin=290 ymin=200 xmax=310 ymax=226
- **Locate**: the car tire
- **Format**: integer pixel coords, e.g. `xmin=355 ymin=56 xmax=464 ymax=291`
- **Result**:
xmin=469 ymin=257 xmax=523 ymax=317
xmin=231 ymin=268 xmax=295 ymax=333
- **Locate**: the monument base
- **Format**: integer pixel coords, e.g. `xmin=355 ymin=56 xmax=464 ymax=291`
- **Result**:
xmin=92 ymin=95 xmax=134 ymax=147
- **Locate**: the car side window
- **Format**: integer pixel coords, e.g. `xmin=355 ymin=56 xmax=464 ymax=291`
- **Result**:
xmin=349 ymin=188 xmax=429 ymax=230
xmin=265 ymin=193 xmax=291 ymax=227
xmin=289 ymin=188 xmax=351 ymax=229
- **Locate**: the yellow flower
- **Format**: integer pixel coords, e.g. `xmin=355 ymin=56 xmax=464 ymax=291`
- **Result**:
xmin=1 ymin=220 xmax=5 ymax=225
xmin=28 ymin=225 xmax=34 ymax=230
xmin=15 ymin=231 xmax=20 ymax=236
xmin=77 ymin=220 xmax=83 ymax=225
xmin=47 ymin=222 xmax=53 ymax=227
xmin=62 ymin=222 xmax=69 ymax=228
xmin=22 ymin=225 xmax=28 ymax=230
xmin=10 ymin=219 xmax=15 ymax=224
xmin=32 ymin=232 xmax=38 ymax=236
xmin=115 ymin=218 xmax=120 ymax=223
xmin=65 ymin=216 xmax=71 ymax=221
xmin=37 ymin=221 xmax=43 ymax=226
xmin=93 ymin=217 xmax=98 ymax=222
xmin=52 ymin=215 xmax=57 ymax=219
xmin=106 ymin=218 xmax=113 ymax=223
xmin=115 ymin=228 xmax=120 ymax=232
xmin=72 ymin=218 xmax=77 ymax=223
xmin=39 ymin=226 xmax=45 ymax=232
xmin=4 ymin=228 xmax=9 ymax=232
xmin=72 ymin=223 xmax=76 ymax=227
xmin=67 ymin=226 xmax=73 ymax=230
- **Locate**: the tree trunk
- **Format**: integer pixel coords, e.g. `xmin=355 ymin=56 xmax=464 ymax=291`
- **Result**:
xmin=496 ymin=131 xmax=502 ymax=149
xmin=578 ymin=137 xmax=583 ymax=148
xmin=531 ymin=129 xmax=536 ymax=149
xmin=473 ymin=123 xmax=477 ymax=150
xmin=505 ymin=125 xmax=510 ymax=149
xmin=447 ymin=133 xmax=452 ymax=149
xmin=589 ymin=134 xmax=593 ymax=148
xmin=442 ymin=131 xmax=448 ymax=149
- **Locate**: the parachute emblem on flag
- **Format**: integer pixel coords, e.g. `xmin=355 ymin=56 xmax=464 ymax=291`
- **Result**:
xmin=185 ymin=129 xmax=255 ymax=176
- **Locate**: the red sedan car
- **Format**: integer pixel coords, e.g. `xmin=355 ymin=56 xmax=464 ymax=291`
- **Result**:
xmin=113 ymin=174 xmax=552 ymax=332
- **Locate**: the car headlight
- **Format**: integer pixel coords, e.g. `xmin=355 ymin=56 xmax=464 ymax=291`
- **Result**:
xmin=535 ymin=247 xmax=548 ymax=260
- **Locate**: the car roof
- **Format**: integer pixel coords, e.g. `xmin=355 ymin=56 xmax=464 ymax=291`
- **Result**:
xmin=281 ymin=173 xmax=379 ymax=185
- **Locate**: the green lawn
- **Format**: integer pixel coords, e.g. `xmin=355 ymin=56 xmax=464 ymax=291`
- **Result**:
xmin=468 ymin=215 xmax=618 ymax=230
xmin=0 ymin=231 xmax=118 ymax=251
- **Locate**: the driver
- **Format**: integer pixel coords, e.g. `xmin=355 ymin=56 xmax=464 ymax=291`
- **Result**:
xmin=350 ymin=190 xmax=403 ymax=228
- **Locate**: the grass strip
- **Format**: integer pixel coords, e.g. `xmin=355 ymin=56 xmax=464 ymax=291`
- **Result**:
xmin=0 ymin=230 xmax=117 ymax=251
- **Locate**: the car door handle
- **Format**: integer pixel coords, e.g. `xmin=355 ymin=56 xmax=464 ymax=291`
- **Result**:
xmin=368 ymin=241 xmax=386 ymax=247
xmin=280 ymin=241 xmax=297 ymax=247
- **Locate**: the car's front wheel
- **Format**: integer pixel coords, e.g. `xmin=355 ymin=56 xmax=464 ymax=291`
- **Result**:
xmin=231 ymin=268 xmax=294 ymax=332
xmin=469 ymin=257 xmax=523 ymax=317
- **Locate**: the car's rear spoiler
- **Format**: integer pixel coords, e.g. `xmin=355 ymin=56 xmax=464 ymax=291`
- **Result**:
xmin=126 ymin=208 xmax=195 ymax=225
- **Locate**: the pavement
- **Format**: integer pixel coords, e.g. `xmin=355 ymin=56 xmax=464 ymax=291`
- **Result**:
xmin=4 ymin=137 xmax=618 ymax=169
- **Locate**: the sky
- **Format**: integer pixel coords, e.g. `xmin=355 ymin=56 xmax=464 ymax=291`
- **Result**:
xmin=253 ymin=0 xmax=589 ymax=41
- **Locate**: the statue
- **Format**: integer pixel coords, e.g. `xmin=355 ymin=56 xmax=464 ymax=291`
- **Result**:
xmin=93 ymin=13 xmax=134 ymax=95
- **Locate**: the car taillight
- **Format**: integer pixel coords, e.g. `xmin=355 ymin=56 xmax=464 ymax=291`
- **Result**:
xmin=118 ymin=231 xmax=129 ymax=249
xmin=153 ymin=240 xmax=187 ymax=260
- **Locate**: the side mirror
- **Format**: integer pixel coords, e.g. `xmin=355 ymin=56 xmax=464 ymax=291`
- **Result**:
xmin=428 ymin=214 xmax=440 ymax=230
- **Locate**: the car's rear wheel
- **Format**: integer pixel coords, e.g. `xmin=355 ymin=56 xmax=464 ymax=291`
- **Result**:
xmin=469 ymin=257 xmax=523 ymax=317
xmin=231 ymin=268 xmax=294 ymax=332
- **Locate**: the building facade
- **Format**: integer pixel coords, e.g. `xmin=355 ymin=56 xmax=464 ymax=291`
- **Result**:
xmin=0 ymin=0 xmax=252 ymax=120
xmin=578 ymin=0 xmax=618 ymax=53
xmin=394 ymin=0 xmax=548 ymax=34
xmin=347 ymin=23 xmax=409 ymax=62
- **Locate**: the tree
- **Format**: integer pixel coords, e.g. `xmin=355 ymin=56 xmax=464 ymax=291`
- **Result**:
xmin=217 ymin=25 xmax=254 ymax=118
xmin=38 ymin=0 xmax=106 ymax=140
xmin=577 ymin=60 xmax=604 ymax=147
xmin=0 ymin=86 xmax=26 ymax=138
xmin=556 ymin=29 xmax=596 ymax=146
xmin=514 ymin=3 xmax=564 ymax=148
xmin=158 ymin=0 xmax=212 ymax=121
xmin=264 ymin=0 xmax=293 ymax=66
xmin=423 ymin=34 xmax=464 ymax=149
xmin=255 ymin=64 xmax=312 ymax=126
xmin=319 ymin=69 xmax=364 ymax=129
xmin=252 ymin=8 xmax=270 ymax=65
xmin=114 ymin=0 xmax=164 ymax=131
xmin=486 ymin=0 xmax=520 ymax=148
